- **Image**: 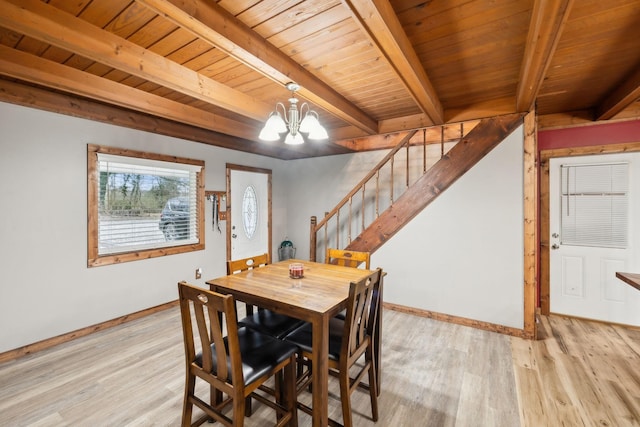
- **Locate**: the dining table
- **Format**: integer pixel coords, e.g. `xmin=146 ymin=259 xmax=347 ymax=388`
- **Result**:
xmin=615 ymin=271 xmax=640 ymax=291
xmin=206 ymin=259 xmax=379 ymax=427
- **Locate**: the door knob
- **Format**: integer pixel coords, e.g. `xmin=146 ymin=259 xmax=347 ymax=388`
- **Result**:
xmin=552 ymin=233 xmax=559 ymax=238
xmin=232 ymin=233 xmax=237 ymax=239
xmin=552 ymin=244 xmax=560 ymax=250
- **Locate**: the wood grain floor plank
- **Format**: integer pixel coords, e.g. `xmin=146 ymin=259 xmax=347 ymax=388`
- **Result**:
xmin=512 ymin=365 xmax=545 ymax=427
xmin=554 ymin=352 xmax=611 ymax=426
xmin=532 ymin=342 xmax=584 ymax=426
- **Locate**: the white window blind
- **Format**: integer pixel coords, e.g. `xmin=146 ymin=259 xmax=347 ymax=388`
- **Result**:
xmin=96 ymin=153 xmax=201 ymax=255
xmin=560 ymin=162 xmax=628 ymax=248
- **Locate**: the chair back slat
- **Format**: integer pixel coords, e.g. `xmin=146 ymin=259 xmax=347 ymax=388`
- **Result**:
xmin=193 ymin=302 xmax=214 ymax=372
xmin=326 ymin=248 xmax=370 ymax=269
xmin=207 ymin=304 xmax=230 ymax=381
xmin=227 ymin=253 xmax=270 ymax=275
xmin=367 ymin=273 xmax=383 ymax=337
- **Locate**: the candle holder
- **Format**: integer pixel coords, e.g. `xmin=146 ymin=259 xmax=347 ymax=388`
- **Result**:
xmin=289 ymin=263 xmax=304 ymax=279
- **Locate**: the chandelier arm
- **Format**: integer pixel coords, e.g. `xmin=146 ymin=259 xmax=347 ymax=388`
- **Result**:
xmin=274 ymin=102 xmax=288 ymax=124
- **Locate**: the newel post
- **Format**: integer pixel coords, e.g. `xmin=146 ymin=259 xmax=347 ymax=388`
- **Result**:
xmin=310 ymin=216 xmax=317 ymax=262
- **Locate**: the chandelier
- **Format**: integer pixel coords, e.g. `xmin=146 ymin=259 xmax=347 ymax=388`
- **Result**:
xmin=258 ymin=82 xmax=328 ymax=145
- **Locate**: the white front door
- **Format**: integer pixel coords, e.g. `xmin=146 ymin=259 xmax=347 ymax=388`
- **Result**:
xmin=228 ymin=166 xmax=271 ymax=261
xmin=549 ymin=153 xmax=640 ymax=326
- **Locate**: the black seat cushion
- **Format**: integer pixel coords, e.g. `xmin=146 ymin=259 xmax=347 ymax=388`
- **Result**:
xmin=283 ymin=318 xmax=345 ymax=361
xmin=195 ymin=326 xmax=299 ymax=386
xmin=239 ymin=309 xmax=305 ymax=339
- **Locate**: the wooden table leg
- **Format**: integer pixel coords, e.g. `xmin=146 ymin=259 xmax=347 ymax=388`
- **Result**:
xmin=311 ymin=315 xmax=329 ymax=427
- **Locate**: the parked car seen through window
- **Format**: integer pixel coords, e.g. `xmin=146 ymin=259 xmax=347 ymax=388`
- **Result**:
xmin=159 ymin=197 xmax=190 ymax=241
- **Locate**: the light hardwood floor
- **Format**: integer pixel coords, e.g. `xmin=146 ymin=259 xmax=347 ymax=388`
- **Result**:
xmin=0 ymin=307 xmax=638 ymax=426
xmin=512 ymin=315 xmax=640 ymax=426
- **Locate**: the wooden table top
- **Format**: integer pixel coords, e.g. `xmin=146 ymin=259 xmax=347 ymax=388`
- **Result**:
xmin=616 ymin=272 xmax=640 ymax=291
xmin=206 ymin=259 xmax=374 ymax=315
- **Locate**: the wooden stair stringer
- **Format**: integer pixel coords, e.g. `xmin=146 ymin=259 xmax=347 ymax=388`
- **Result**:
xmin=345 ymin=113 xmax=524 ymax=254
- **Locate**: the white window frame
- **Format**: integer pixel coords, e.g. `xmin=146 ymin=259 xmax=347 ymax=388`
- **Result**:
xmin=88 ymin=144 xmax=205 ymax=267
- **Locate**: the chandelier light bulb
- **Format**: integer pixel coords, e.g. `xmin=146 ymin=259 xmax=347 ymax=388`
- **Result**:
xmin=299 ymin=113 xmax=317 ymax=133
xmin=258 ymin=125 xmax=280 ymax=141
xmin=284 ymin=132 xmax=304 ymax=145
xmin=308 ymin=123 xmax=329 ymax=140
xmin=265 ymin=111 xmax=287 ymax=133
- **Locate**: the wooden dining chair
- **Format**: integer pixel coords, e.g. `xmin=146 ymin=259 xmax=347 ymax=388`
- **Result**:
xmin=228 ymin=254 xmax=304 ymax=416
xmin=227 ymin=253 xmax=270 ymax=317
xmin=283 ymin=268 xmax=383 ymax=427
xmin=177 ymin=281 xmax=298 ymax=427
xmin=326 ymin=248 xmax=371 ymax=269
xmin=325 ymin=248 xmax=380 ymax=391
xmin=228 ymin=254 xmax=304 ymax=339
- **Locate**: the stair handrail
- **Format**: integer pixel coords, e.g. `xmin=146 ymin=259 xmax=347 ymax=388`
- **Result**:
xmin=313 ymin=129 xmax=418 ymax=232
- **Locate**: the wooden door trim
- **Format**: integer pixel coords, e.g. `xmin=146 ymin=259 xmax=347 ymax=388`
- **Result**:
xmin=225 ymin=164 xmax=273 ymax=263
xmin=539 ymin=142 xmax=640 ymax=315
xmin=523 ymin=112 xmax=537 ymax=339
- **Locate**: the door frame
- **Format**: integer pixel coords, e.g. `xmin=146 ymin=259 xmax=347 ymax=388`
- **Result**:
xmin=539 ymin=142 xmax=640 ymax=315
xmin=225 ymin=163 xmax=272 ymax=263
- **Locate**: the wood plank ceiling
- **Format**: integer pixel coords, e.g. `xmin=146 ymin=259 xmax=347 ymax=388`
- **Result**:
xmin=0 ymin=0 xmax=639 ymax=159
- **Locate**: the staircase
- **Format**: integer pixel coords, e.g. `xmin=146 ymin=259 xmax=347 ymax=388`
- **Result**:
xmin=309 ymin=113 xmax=524 ymax=262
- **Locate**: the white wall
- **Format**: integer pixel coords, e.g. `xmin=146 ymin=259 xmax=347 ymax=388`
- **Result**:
xmin=0 ymin=102 xmax=525 ymax=353
xmin=283 ymin=127 xmax=525 ymax=329
xmin=0 ymin=102 xmax=287 ymax=352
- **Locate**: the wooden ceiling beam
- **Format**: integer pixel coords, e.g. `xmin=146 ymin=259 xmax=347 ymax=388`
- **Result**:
xmin=0 ymin=0 xmax=272 ymax=121
xmin=0 ymin=45 xmax=259 ymax=141
xmin=341 ymin=0 xmax=444 ymax=125
xmin=334 ymin=121 xmax=480 ymax=151
xmin=329 ymin=113 xmax=438 ymax=142
xmin=135 ymin=0 xmax=379 ymax=135
xmin=596 ymin=66 xmax=640 ymax=120
xmin=516 ymin=0 xmax=574 ymax=112
xmin=0 ymin=77 xmax=352 ymax=160
xmin=0 ymin=78 xmax=297 ymax=158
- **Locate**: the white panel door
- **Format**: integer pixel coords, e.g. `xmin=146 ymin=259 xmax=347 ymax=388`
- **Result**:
xmin=229 ymin=168 xmax=270 ymax=261
xmin=550 ymin=154 xmax=640 ymax=326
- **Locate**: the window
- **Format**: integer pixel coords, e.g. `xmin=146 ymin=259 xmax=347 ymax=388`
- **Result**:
xmin=560 ymin=162 xmax=628 ymax=248
xmin=242 ymin=185 xmax=258 ymax=239
xmin=88 ymin=145 xmax=204 ymax=267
